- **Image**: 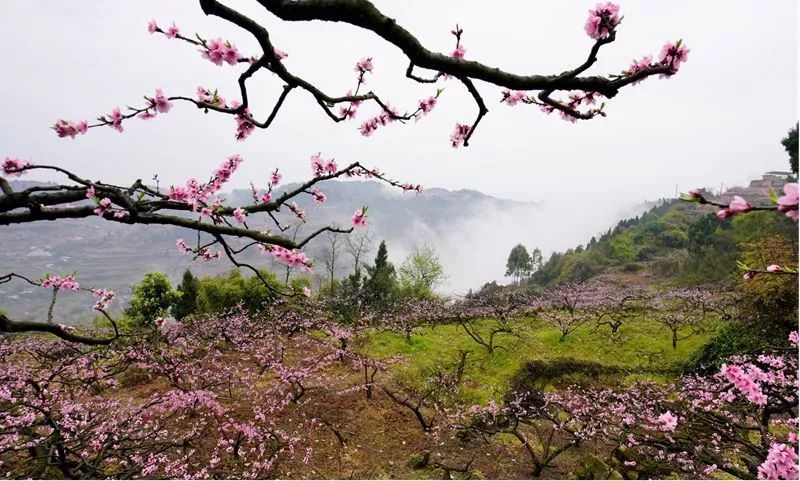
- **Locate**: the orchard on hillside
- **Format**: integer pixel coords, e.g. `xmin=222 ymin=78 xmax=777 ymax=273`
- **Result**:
xmin=1 ymin=1 xmax=798 ymax=480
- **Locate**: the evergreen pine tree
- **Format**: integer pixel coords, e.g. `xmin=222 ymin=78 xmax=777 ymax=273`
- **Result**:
xmin=363 ymin=240 xmax=397 ymax=311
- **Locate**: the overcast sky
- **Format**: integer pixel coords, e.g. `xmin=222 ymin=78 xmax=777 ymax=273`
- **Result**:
xmin=2 ymin=1 xmax=797 ymax=211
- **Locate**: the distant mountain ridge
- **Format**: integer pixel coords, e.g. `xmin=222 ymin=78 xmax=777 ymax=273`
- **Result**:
xmin=0 ymin=179 xmax=535 ymax=322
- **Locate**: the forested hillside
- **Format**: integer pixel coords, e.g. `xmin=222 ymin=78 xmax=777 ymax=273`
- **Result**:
xmin=527 ymin=175 xmax=797 ymax=288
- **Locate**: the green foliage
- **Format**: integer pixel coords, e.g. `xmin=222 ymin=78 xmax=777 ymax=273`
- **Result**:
xmin=530 ymin=247 xmax=543 ymax=273
xmin=363 ymin=240 xmax=398 ymax=311
xmin=782 ymin=122 xmax=798 ymax=174
xmin=172 ymin=270 xmax=199 ymax=320
xmin=735 ymin=235 xmax=799 ymax=333
xmin=608 ymin=231 xmax=641 ymax=262
xmin=554 ymin=251 xmax=598 ymax=284
xmin=195 ymin=269 xmax=281 ymax=314
xmin=730 ymin=210 xmax=797 ymax=244
xmin=505 ymin=244 xmax=532 ymax=283
xmin=511 ymin=359 xmax=628 ymax=391
xmin=330 ymin=270 xmax=364 ymax=323
xmin=656 ymin=229 xmax=688 ymax=248
xmin=125 ymin=272 xmax=178 ymax=327
xmin=289 ymin=276 xmax=311 ymax=296
xmin=398 ymin=245 xmax=446 ymax=298
xmin=686 ymin=323 xmax=765 ymax=373
xmin=530 ymin=191 xmax=796 ymax=288
xmin=318 ymin=278 xmax=343 ymax=299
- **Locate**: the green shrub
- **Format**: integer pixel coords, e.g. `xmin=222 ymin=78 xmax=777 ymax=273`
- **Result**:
xmin=125 ymin=272 xmax=178 ymax=328
xmin=686 ymin=323 xmax=764 ymax=373
xmin=196 ymin=269 xmax=282 ymax=314
xmin=510 ymin=358 xmax=627 ymax=391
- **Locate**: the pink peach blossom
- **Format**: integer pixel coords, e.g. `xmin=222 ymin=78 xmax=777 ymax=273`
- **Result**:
xmin=352 ymin=207 xmax=367 ymax=227
xmin=153 ymin=88 xmax=173 ymax=113
xmin=355 ymin=57 xmax=373 ymax=73
xmin=53 ymin=119 xmax=89 ymax=139
xmin=107 ymin=107 xmax=124 ymax=132
xmin=2 ymin=158 xmax=30 ymax=177
xmin=233 ymin=207 xmax=246 ymax=223
xmin=776 ymin=182 xmax=798 ymax=222
xmin=658 ymin=41 xmax=690 ymax=75
xmin=728 ymin=195 xmax=751 ymax=213
xmin=449 ymin=122 xmax=472 ymax=148
xmin=165 ymin=22 xmax=180 ymax=39
xmin=584 ymin=2 xmax=621 ymax=39
xmin=502 ymin=91 xmax=526 ymax=106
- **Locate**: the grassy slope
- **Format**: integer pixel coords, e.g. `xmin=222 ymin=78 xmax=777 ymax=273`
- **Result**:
xmin=360 ymin=316 xmax=714 ymax=405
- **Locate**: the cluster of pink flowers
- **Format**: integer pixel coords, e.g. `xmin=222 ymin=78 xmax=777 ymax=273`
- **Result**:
xmin=271 ymin=169 xmax=282 ymax=186
xmin=91 ymin=288 xmax=116 ymax=310
xmin=655 ymin=411 xmax=678 ymax=432
xmin=400 ymin=182 xmax=424 ymax=193
xmin=200 ymin=248 xmax=221 ymax=261
xmin=758 ymin=443 xmax=799 ymax=480
xmin=168 ymin=155 xmax=245 ymax=212
xmin=1 ymin=157 xmax=30 ymax=177
xmin=451 ymin=44 xmax=466 ymax=59
xmin=355 ymin=57 xmax=373 ymax=76
xmin=501 ymin=91 xmax=527 ymax=106
xmin=201 ymin=38 xmax=241 ymax=66
xmin=338 ymin=90 xmax=362 ymax=119
xmin=338 ymin=56 xmax=375 ymax=119
xmin=352 ymin=207 xmax=367 ymax=227
xmin=196 ymin=86 xmax=228 ymax=107
xmin=777 ymin=182 xmax=799 ymax=221
xmin=177 ymin=238 xmax=219 ymax=261
xmin=53 ymin=119 xmax=88 ymax=139
xmin=231 ymin=101 xmax=255 ymax=141
xmin=449 ymin=122 xmax=472 ymax=148
xmin=106 ymin=107 xmax=125 ymax=133
xmin=416 ymin=96 xmax=437 ymax=118
xmin=147 ymin=20 xmax=180 ymax=39
xmin=584 ymin=2 xmax=621 ymax=39
xmin=139 ymin=88 xmax=173 ymax=120
xmin=288 ymin=201 xmax=306 ymax=221
xmin=658 ymin=40 xmax=690 ymax=75
xmin=55 ymin=89 xmax=175 ymax=138
xmin=358 ymin=104 xmax=399 ymax=137
xmin=310 ymin=153 xmax=338 ymax=177
xmin=625 ymin=55 xmax=653 ymax=85
xmin=721 ymin=363 xmax=767 ymax=405
xmin=176 ymin=238 xmax=191 ymax=254
xmin=310 ymin=187 xmax=326 ymax=204
xmin=86 ymin=187 xmax=125 ymax=218
xmin=40 ymin=274 xmax=80 ymax=291
xmin=261 ymin=245 xmax=313 ymax=272
xmin=93 ymin=197 xmax=113 ymax=217
xmin=545 ymin=91 xmax=601 ymax=123
xmin=716 ymin=195 xmax=752 ymax=219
